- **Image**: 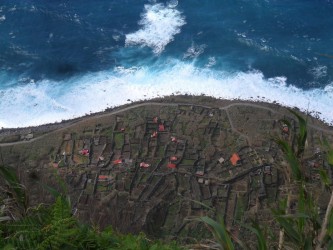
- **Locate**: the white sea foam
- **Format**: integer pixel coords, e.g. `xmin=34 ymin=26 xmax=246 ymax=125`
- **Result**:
xmin=0 ymin=15 xmax=5 ymax=22
xmin=0 ymin=60 xmax=332 ymax=128
xmin=205 ymin=57 xmax=217 ymax=68
xmin=183 ymin=43 xmax=207 ymax=59
xmin=309 ymin=65 xmax=328 ymax=79
xmin=125 ymin=3 xmax=186 ymax=54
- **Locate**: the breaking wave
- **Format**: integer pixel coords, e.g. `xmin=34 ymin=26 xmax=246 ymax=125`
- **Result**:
xmin=0 ymin=60 xmax=332 ymax=128
xmin=125 ymin=3 xmax=186 ymax=54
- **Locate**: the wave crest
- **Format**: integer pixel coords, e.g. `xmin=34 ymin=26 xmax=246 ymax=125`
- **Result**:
xmin=125 ymin=3 xmax=186 ymax=54
xmin=1 ymin=61 xmax=332 ymax=127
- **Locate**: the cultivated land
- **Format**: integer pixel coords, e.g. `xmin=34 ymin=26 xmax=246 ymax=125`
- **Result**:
xmin=1 ymin=95 xmax=333 ymax=243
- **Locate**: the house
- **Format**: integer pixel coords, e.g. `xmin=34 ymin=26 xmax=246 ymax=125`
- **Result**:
xmin=158 ymin=124 xmax=165 ymax=132
xmin=79 ymin=149 xmax=89 ymax=156
xmin=140 ymin=162 xmax=150 ymax=168
xmin=282 ymin=124 xmax=289 ymax=133
xmin=167 ymin=163 xmax=176 ymax=169
xmin=171 ymin=136 xmax=177 ymax=143
xmin=124 ymin=159 xmax=133 ymax=164
xmin=170 ymin=156 xmax=178 ymax=161
xmin=198 ymin=178 xmax=204 ymax=184
xmin=120 ymin=128 xmax=125 ymax=132
xmin=196 ymin=170 xmax=204 ymax=176
xmin=151 ymin=131 xmax=158 ymax=138
xmin=63 ymin=133 xmax=71 ymax=141
xmin=230 ymin=153 xmax=241 ymax=166
xmin=218 ymin=157 xmax=225 ymax=164
xmin=264 ymin=165 xmax=272 ymax=175
xmin=98 ymin=175 xmax=111 ymax=181
xmin=113 ymin=159 xmax=123 ymax=165
xmin=153 ymin=117 xmax=159 ymax=123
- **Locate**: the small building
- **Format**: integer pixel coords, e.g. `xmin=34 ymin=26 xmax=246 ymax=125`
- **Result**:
xmin=198 ymin=178 xmax=204 ymax=184
xmin=170 ymin=156 xmax=178 ymax=161
xmin=218 ymin=157 xmax=225 ymax=164
xmin=98 ymin=175 xmax=111 ymax=181
xmin=264 ymin=165 xmax=272 ymax=175
xmin=151 ymin=131 xmax=158 ymax=138
xmin=140 ymin=162 xmax=150 ymax=168
xmin=124 ymin=159 xmax=133 ymax=164
xmin=79 ymin=149 xmax=89 ymax=156
xmin=63 ymin=133 xmax=71 ymax=141
xmin=113 ymin=159 xmax=123 ymax=165
xmin=94 ymin=137 xmax=100 ymax=145
xmin=153 ymin=117 xmax=159 ymax=123
xmin=158 ymin=124 xmax=165 ymax=132
xmin=24 ymin=133 xmax=34 ymax=140
xmin=195 ymin=170 xmax=204 ymax=176
xmin=171 ymin=136 xmax=177 ymax=143
xmin=167 ymin=163 xmax=176 ymax=169
xmin=230 ymin=153 xmax=241 ymax=166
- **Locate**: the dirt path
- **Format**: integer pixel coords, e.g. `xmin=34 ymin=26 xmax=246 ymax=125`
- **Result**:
xmin=221 ymin=102 xmax=333 ymax=135
xmin=0 ymin=101 xmax=332 ymax=147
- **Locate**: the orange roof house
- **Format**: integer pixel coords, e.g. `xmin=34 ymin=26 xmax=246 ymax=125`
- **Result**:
xmin=230 ymin=153 xmax=241 ymax=166
xmin=167 ymin=163 xmax=176 ymax=169
xmin=98 ymin=175 xmax=110 ymax=180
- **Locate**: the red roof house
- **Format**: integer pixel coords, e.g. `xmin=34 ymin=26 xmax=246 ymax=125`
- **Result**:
xmin=79 ymin=149 xmax=89 ymax=156
xmin=113 ymin=159 xmax=123 ymax=165
xmin=151 ymin=131 xmax=158 ymax=138
xmin=167 ymin=163 xmax=176 ymax=169
xmin=230 ymin=153 xmax=241 ymax=166
xmin=98 ymin=175 xmax=110 ymax=180
xmin=158 ymin=124 xmax=165 ymax=132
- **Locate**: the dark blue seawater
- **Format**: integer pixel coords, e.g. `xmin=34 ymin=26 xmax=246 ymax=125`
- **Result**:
xmin=0 ymin=0 xmax=333 ymax=127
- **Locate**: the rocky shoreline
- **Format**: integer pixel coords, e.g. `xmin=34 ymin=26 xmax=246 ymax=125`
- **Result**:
xmin=1 ymin=95 xmax=331 ymax=142
xmin=1 ymin=95 xmax=332 ymax=242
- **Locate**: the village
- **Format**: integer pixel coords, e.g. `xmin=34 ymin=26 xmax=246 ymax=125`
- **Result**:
xmin=1 ymin=99 xmax=332 ymax=241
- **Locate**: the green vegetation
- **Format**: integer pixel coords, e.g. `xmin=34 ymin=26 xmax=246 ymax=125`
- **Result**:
xmin=114 ymin=133 xmax=124 ymax=149
xmin=0 ymin=166 xmax=183 ymax=250
xmin=198 ymin=110 xmax=333 ymax=249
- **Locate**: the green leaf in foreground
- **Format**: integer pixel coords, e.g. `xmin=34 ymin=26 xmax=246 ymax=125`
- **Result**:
xmin=199 ymin=216 xmax=235 ymax=250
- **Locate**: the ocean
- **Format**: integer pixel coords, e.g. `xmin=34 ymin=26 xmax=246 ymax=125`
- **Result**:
xmin=0 ymin=0 xmax=332 ymax=127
